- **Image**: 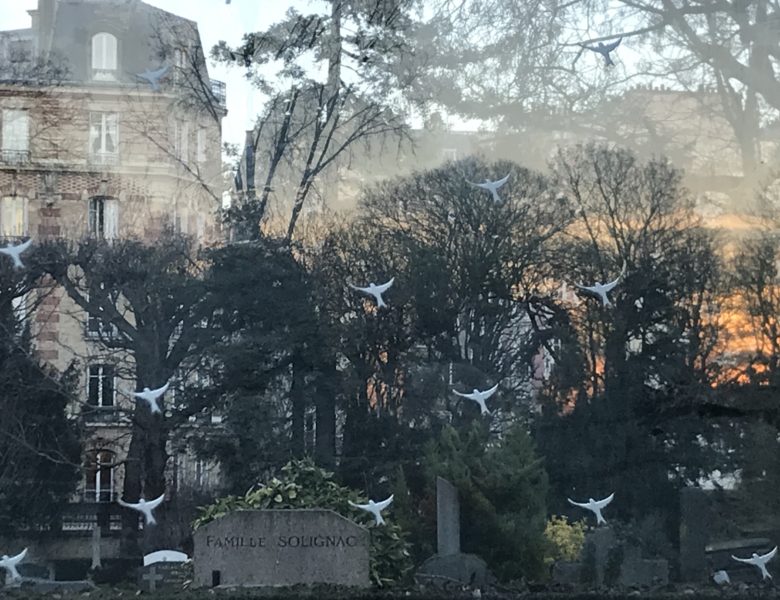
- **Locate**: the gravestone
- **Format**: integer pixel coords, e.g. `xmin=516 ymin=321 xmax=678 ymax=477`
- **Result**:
xmin=137 ymin=562 xmax=189 ymax=593
xmin=619 ymin=545 xmax=669 ymax=587
xmin=679 ymin=487 xmax=709 ymax=582
xmin=91 ymin=525 xmax=101 ymax=569
xmin=193 ymin=509 xmax=369 ymax=588
xmin=415 ymin=477 xmax=491 ymax=589
xmin=583 ymin=526 xmax=616 ymax=586
xmin=144 ymin=549 xmax=189 ymax=566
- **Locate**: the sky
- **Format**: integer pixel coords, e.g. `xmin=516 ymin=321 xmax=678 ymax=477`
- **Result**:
xmin=0 ymin=0 xmax=294 ymax=147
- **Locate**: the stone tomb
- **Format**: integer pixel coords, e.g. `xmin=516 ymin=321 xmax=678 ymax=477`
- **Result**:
xmin=193 ymin=509 xmax=370 ymax=588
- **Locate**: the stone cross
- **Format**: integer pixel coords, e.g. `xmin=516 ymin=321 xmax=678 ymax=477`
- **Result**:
xmin=436 ymin=476 xmax=460 ymax=556
xmin=141 ymin=565 xmax=165 ymax=593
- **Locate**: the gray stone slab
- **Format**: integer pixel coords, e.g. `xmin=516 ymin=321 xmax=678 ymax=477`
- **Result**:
xmin=416 ymin=552 xmax=491 ymax=588
xmin=436 ymin=477 xmax=460 ymax=556
xmin=193 ymin=509 xmax=370 ymax=588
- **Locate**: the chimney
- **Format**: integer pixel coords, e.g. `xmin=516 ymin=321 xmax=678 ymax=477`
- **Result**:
xmin=32 ymin=0 xmax=58 ymax=59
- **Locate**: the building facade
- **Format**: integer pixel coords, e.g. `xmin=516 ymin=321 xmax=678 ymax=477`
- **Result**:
xmin=0 ymin=0 xmax=225 ymax=545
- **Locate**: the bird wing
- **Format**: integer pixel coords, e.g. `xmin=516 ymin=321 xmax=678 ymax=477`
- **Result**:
xmin=452 ymin=389 xmax=474 ymax=400
xmin=602 ymin=37 xmax=622 ymax=53
xmin=493 ymin=173 xmax=510 ymax=187
xmin=575 ymin=283 xmax=598 ymax=294
xmin=348 ymin=500 xmax=370 ymax=510
xmin=732 ymin=555 xmax=755 ymax=565
xmin=759 ymin=546 xmax=778 ymax=562
xmin=153 ymin=65 xmax=170 ymax=78
xmin=593 ymin=493 xmax=614 ymax=509
xmin=465 ymin=179 xmax=489 ymax=190
xmin=567 ymin=498 xmax=589 ymax=509
xmin=117 ymin=498 xmax=137 ymax=509
xmin=601 ymin=266 xmax=625 ymax=293
xmin=8 ymin=548 xmax=26 ymax=565
xmin=480 ymin=383 xmax=499 ymax=399
xmin=374 ymin=495 xmax=394 ymax=511
xmin=373 ymin=277 xmax=394 ymax=294
xmin=145 ymin=493 xmax=165 ymax=510
xmin=151 ymin=382 xmax=170 ymax=398
xmin=13 ymin=239 xmax=32 ymax=253
xmin=348 ymin=283 xmax=370 ymax=293
xmin=132 ymin=390 xmax=150 ymax=401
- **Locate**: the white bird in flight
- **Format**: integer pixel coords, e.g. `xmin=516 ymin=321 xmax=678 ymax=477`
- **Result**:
xmin=133 ymin=382 xmax=170 ymax=414
xmin=0 ymin=238 xmax=32 ymax=269
xmin=567 ymin=493 xmax=615 ymax=525
xmin=575 ymin=261 xmax=626 ymax=307
xmin=453 ymin=383 xmax=499 ymax=416
xmin=732 ymin=546 xmax=777 ymax=580
xmin=136 ymin=65 xmax=170 ymax=92
xmin=466 ymin=173 xmax=510 ymax=203
xmin=348 ymin=495 xmax=394 ymax=526
xmin=0 ymin=548 xmax=27 ymax=583
xmin=712 ymin=570 xmax=731 ymax=585
xmin=118 ymin=493 xmax=165 ymax=526
xmin=348 ymin=278 xmax=394 ymax=308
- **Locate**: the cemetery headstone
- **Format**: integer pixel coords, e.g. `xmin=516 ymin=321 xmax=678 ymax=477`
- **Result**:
xmin=144 ymin=549 xmax=189 ymax=566
xmin=137 ymin=562 xmax=189 ymax=593
xmin=415 ymin=476 xmax=492 ymax=589
xmin=193 ymin=509 xmax=370 ymax=588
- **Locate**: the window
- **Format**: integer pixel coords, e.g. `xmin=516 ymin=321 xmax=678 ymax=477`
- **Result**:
xmin=196 ymin=128 xmax=206 ymax=163
xmin=441 ymin=148 xmax=457 ymax=162
xmin=174 ymin=207 xmax=189 ymax=235
xmin=87 ymin=364 xmax=115 ymax=407
xmin=0 ymin=196 xmax=27 ymax=236
xmin=91 ymin=33 xmax=117 ymax=80
xmin=196 ymin=214 xmax=205 ymax=241
xmin=1 ymin=109 xmax=29 ymax=163
xmin=89 ymin=112 xmax=118 ymax=164
xmin=85 ymin=449 xmax=114 ymax=503
xmin=88 ymin=196 xmax=118 ymax=240
xmin=174 ymin=120 xmax=189 ymax=163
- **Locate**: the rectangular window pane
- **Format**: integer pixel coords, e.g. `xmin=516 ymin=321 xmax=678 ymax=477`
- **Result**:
xmin=104 ymin=198 xmax=118 ymax=240
xmin=101 ymin=365 xmax=114 ymax=407
xmin=88 ymin=366 xmax=99 ymax=406
xmin=1 ymin=197 xmax=27 ymax=236
xmin=2 ymin=110 xmax=28 ymax=152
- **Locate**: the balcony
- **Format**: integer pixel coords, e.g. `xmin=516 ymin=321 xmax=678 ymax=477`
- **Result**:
xmin=210 ymin=79 xmax=226 ymax=108
xmin=80 ymin=405 xmax=122 ymax=424
xmin=88 ymin=151 xmax=119 ymax=167
xmin=0 ymin=149 xmax=30 ymax=165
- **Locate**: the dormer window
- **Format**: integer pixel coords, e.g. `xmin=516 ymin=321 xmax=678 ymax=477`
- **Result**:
xmin=91 ymin=33 xmax=117 ymax=81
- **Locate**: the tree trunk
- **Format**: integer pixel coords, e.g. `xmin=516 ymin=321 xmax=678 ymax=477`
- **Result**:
xmin=290 ymin=352 xmax=307 ymax=457
xmin=314 ymin=358 xmax=337 ymax=468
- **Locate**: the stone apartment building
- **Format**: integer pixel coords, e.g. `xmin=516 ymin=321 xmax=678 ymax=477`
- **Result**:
xmin=0 ymin=0 xmax=224 ymax=549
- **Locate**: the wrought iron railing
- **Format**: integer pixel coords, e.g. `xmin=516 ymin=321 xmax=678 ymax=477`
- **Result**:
xmin=1 ymin=149 xmax=30 ymax=165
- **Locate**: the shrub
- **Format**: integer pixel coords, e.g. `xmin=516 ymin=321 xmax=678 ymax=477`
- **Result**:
xmin=544 ymin=515 xmax=586 ymax=566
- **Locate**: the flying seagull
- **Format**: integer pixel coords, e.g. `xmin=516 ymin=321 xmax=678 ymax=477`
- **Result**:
xmin=0 ymin=548 xmax=27 ymax=583
xmin=575 ymin=261 xmax=626 ymax=307
xmin=579 ymin=37 xmax=622 ymax=67
xmin=136 ymin=65 xmax=170 ymax=92
xmin=466 ymin=173 xmax=510 ymax=203
xmin=133 ymin=382 xmax=170 ymax=414
xmin=453 ymin=383 xmax=499 ymax=416
xmin=567 ymin=493 xmax=615 ymax=525
xmin=118 ymin=493 xmax=165 ymax=526
xmin=348 ymin=495 xmax=394 ymax=526
xmin=348 ymin=278 xmax=394 ymax=308
xmin=0 ymin=238 xmax=32 ymax=269
xmin=713 ymin=570 xmax=731 ymax=585
xmin=732 ymin=546 xmax=777 ymax=580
